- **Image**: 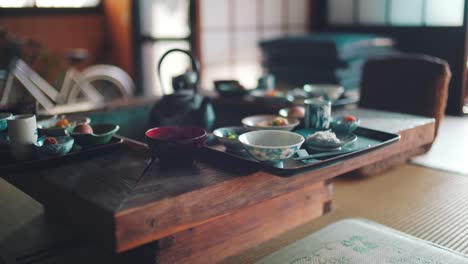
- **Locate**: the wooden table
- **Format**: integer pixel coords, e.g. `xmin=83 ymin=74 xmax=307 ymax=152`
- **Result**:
xmin=2 ymin=108 xmax=435 ymax=263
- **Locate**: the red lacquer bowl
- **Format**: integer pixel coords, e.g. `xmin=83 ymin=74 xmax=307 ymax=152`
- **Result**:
xmin=145 ymin=126 xmax=207 ymax=163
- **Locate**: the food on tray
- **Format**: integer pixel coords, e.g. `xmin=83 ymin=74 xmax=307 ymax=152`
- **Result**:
xmin=44 ymin=137 xmax=58 ymax=145
xmin=289 ymin=106 xmax=305 ymax=118
xmin=271 ymin=117 xmax=289 ymax=126
xmin=52 ymin=119 xmax=70 ymax=128
xmin=257 ymin=116 xmax=290 ymax=127
xmin=73 ymin=124 xmax=93 ymax=134
xmin=226 ymin=132 xmax=239 ymax=139
xmin=307 ymin=131 xmax=341 ymax=144
xmin=343 ymin=115 xmax=357 ymax=122
xmin=265 ymin=90 xmax=281 ymax=97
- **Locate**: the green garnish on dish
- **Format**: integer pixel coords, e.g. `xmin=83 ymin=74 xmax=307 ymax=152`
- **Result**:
xmin=226 ymin=132 xmax=239 ymax=139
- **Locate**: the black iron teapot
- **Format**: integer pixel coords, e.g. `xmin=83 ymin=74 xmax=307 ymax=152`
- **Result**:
xmin=149 ymin=48 xmax=215 ymax=131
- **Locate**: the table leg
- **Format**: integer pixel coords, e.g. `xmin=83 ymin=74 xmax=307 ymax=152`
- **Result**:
xmin=153 ymin=180 xmax=333 ymax=264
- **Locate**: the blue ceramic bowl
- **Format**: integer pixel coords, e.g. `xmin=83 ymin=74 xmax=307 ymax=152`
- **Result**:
xmin=330 ymin=116 xmax=360 ymax=134
xmin=35 ymin=136 xmax=74 ymax=156
xmin=0 ymin=113 xmax=12 ymax=132
xmin=238 ymin=130 xmax=304 ymax=162
xmin=214 ymin=80 xmax=248 ymax=97
xmin=213 ymin=126 xmax=249 ymax=151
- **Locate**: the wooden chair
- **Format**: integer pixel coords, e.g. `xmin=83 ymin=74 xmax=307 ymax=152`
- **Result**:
xmin=359 ymin=54 xmax=451 ymax=140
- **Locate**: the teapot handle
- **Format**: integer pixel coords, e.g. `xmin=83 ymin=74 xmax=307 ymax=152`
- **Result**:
xmin=157 ymin=48 xmax=200 ymax=94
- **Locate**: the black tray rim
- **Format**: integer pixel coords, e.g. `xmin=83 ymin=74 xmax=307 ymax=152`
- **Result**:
xmin=0 ymin=136 xmax=124 ymax=173
xmin=202 ymin=127 xmax=401 ymax=176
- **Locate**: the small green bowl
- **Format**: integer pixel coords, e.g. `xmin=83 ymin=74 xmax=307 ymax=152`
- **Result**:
xmin=35 ymin=136 xmax=74 ymax=156
xmin=0 ymin=113 xmax=12 ymax=132
xmin=71 ymin=124 xmax=119 ymax=146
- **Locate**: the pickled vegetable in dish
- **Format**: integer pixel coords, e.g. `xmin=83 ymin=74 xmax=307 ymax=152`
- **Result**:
xmin=265 ymin=90 xmax=281 ymax=97
xmin=44 ymin=137 xmax=58 ymax=145
xmin=343 ymin=115 xmax=357 ymax=122
xmin=307 ymin=131 xmax=341 ymax=144
xmin=271 ymin=117 xmax=289 ymax=126
xmin=226 ymin=132 xmax=238 ymax=139
xmin=52 ymin=119 xmax=70 ymax=128
xmin=257 ymin=117 xmax=290 ymax=127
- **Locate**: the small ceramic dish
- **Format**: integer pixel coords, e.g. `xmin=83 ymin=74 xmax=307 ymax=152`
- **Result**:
xmin=213 ymin=126 xmax=249 ymax=151
xmin=250 ymin=89 xmax=288 ymax=103
xmin=214 ymin=80 xmax=248 ymax=97
xmin=0 ymin=113 xmax=12 ymax=131
xmin=238 ymin=130 xmax=304 ymax=163
xmin=294 ymin=128 xmax=331 ymax=139
xmin=306 ymin=131 xmax=357 ymax=149
xmin=145 ymin=126 xmax=207 ymax=163
xmin=306 ymin=144 xmax=343 ymax=152
xmin=303 ymin=84 xmax=344 ymax=101
xmin=330 ymin=116 xmax=360 ymax=134
xmin=37 ymin=116 xmax=91 ymax=136
xmin=242 ymin=115 xmax=300 ymax=131
xmin=35 ymin=136 xmax=74 ymax=156
xmin=71 ymin=124 xmax=119 ymax=146
xmin=285 ymin=88 xmax=323 ymax=105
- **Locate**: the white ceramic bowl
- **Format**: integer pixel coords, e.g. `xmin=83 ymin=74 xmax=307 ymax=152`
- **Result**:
xmin=241 ymin=115 xmax=300 ymax=131
xmin=239 ymin=130 xmax=304 ymax=162
xmin=303 ymin=84 xmax=344 ymax=101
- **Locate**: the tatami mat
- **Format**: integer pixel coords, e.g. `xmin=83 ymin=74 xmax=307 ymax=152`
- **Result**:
xmin=225 ymin=164 xmax=468 ymax=263
xmin=411 ymin=115 xmax=468 ymax=175
xmin=0 ymin=178 xmax=43 ymax=240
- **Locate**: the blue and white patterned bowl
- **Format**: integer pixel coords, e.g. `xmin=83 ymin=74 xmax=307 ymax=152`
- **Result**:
xmin=0 ymin=113 xmax=12 ymax=132
xmin=239 ymin=130 xmax=304 ymax=162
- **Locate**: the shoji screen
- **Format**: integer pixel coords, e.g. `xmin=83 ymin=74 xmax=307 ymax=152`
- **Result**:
xmin=328 ymin=0 xmax=465 ymax=27
xmin=199 ymin=0 xmax=310 ymax=89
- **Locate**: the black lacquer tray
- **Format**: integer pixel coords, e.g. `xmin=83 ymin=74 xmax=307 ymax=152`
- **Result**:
xmin=0 ymin=136 xmax=124 ymax=172
xmin=203 ymin=127 xmax=400 ymax=176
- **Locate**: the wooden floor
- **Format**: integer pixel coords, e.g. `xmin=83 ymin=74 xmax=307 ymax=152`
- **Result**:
xmin=224 ymin=164 xmax=468 ymax=263
xmin=2 ymin=164 xmax=468 ymax=263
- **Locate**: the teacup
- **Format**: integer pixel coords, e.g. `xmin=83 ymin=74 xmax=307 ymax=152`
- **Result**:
xmin=304 ymin=99 xmax=331 ymax=130
xmin=7 ymin=114 xmax=37 ymax=160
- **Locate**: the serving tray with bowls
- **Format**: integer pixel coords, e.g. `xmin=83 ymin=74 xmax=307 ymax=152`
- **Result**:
xmin=203 ymin=126 xmax=400 ymax=176
xmin=0 ymin=135 xmax=124 ymax=172
xmin=0 ymin=115 xmax=121 ymax=172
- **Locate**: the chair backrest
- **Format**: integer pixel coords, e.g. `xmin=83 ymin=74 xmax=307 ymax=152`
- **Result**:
xmin=359 ymin=54 xmax=451 ymax=139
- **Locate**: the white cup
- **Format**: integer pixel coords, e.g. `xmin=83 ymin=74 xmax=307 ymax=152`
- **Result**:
xmin=7 ymin=114 xmax=37 ymax=160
